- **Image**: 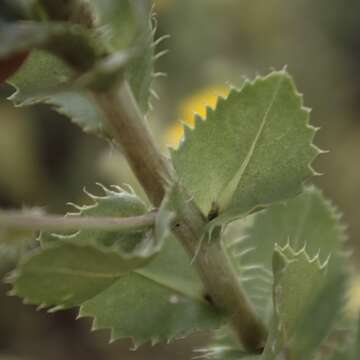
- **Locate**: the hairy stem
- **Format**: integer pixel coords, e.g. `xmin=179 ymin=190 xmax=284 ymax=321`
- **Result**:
xmin=0 ymin=210 xmax=156 ymax=233
xmin=92 ymin=82 xmax=267 ymax=353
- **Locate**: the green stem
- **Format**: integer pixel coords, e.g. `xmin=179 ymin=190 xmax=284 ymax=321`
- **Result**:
xmin=92 ymin=82 xmax=267 ymax=353
xmin=0 ymin=210 xmax=156 ymax=233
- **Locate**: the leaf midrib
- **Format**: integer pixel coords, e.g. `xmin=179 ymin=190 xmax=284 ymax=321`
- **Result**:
xmin=29 ymin=265 xmax=205 ymax=303
xmin=218 ymin=75 xmax=285 ymax=211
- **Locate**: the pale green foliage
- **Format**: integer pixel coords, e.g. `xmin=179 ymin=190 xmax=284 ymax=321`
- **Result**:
xmin=87 ymin=0 xmax=155 ymax=112
xmin=40 ymin=184 xmax=160 ymax=258
xmin=8 ymin=1 xmax=157 ymax=137
xmin=262 ymin=244 xmax=328 ymax=360
xmin=171 ymin=71 xmax=319 ymax=224
xmin=11 ymin=236 xmax=223 ymax=346
xmin=9 ymin=50 xmax=108 ymax=134
xmin=290 ymin=271 xmax=346 ymax=359
xmin=203 ymin=187 xmax=347 ymax=359
xmin=228 ymin=186 xmax=347 ymax=317
xmin=1 ymin=0 xmax=353 ymax=357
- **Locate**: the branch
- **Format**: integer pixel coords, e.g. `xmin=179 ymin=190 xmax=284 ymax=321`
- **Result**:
xmin=92 ymin=82 xmax=172 ymax=206
xmin=92 ymin=82 xmax=267 ymax=353
xmin=0 ymin=210 xmax=156 ymax=233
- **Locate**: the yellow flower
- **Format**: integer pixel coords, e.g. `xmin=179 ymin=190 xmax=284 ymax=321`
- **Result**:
xmin=165 ymin=85 xmax=229 ymax=147
xmin=154 ymin=0 xmax=171 ymax=12
xmin=346 ymin=276 xmax=360 ymax=316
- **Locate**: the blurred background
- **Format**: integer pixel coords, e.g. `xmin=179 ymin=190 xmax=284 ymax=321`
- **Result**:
xmin=0 ymin=0 xmax=360 ymax=359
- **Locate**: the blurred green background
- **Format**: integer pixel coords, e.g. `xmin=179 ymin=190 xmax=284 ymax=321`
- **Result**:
xmin=0 ymin=0 xmax=360 ymax=359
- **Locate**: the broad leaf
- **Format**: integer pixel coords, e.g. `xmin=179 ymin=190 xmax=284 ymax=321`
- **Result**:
xmin=171 ymin=71 xmax=319 ymax=224
xmin=262 ymin=244 xmax=328 ymax=360
xmin=291 ymin=271 xmax=347 ymax=359
xmin=227 ymin=186 xmax=347 ymax=318
xmin=11 ymin=237 xmax=223 ymax=346
xmin=200 ymin=186 xmax=347 ymax=360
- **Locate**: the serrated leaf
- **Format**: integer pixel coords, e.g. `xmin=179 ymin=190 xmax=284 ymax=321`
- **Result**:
xmin=171 ymin=71 xmax=319 ymax=224
xmin=291 ymin=270 xmax=347 ymax=359
xmin=8 ymin=11 xmax=156 ymax=134
xmin=11 ymin=235 xmax=223 ymax=346
xmin=262 ymin=244 xmax=328 ymax=360
xmin=40 ymin=184 xmax=160 ymax=259
xmin=87 ymin=0 xmax=147 ymax=52
xmin=8 ymin=49 xmax=108 ymax=135
xmin=88 ymin=0 xmax=155 ymax=112
xmin=201 ymin=186 xmax=347 ymax=360
xmin=227 ymin=186 xmax=347 ymax=318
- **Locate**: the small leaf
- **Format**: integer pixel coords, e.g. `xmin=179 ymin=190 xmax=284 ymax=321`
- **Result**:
xmin=87 ymin=0 xmax=156 ymax=112
xmin=171 ymin=71 xmax=319 ymax=224
xmin=227 ymin=186 xmax=347 ymax=318
xmin=41 ymin=184 xmax=165 ymax=260
xmin=8 ymin=50 xmax=108 ymax=135
xmin=8 ymin=19 xmax=156 ymax=134
xmin=87 ymin=0 xmax=148 ymax=52
xmin=11 ymin=236 xmax=223 ymax=346
xmin=262 ymin=244 xmax=328 ymax=360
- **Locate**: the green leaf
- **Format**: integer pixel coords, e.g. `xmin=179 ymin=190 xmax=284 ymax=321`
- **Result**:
xmin=87 ymin=0 xmax=156 ymax=112
xmin=291 ymin=271 xmax=347 ymax=359
xmin=171 ymin=71 xmax=319 ymax=224
xmin=262 ymin=244 xmax=328 ymax=360
xmin=11 ymin=236 xmax=223 ymax=346
xmin=201 ymin=186 xmax=347 ymax=360
xmin=40 ymin=184 xmax=161 ymax=259
xmin=87 ymin=0 xmax=148 ymax=52
xmin=8 ymin=50 xmax=109 ymax=135
xmin=8 ymin=13 xmax=157 ymax=133
xmin=227 ymin=186 xmax=347 ymax=318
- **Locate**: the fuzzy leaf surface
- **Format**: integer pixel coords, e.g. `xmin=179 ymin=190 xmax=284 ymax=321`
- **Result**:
xmin=40 ymin=185 xmax=163 ymax=259
xmin=9 ymin=49 xmax=110 ymax=135
xmin=200 ymin=186 xmax=347 ymax=360
xmin=88 ymin=0 xmax=155 ymax=112
xmin=262 ymin=244 xmax=328 ymax=360
xmin=87 ymin=0 xmax=150 ymax=52
xmin=11 ymin=236 xmax=222 ymax=346
xmin=171 ymin=71 xmax=318 ymax=223
xmin=8 ymin=3 xmax=155 ymax=135
xmin=228 ymin=186 xmax=346 ymax=317
xmin=291 ymin=271 xmax=347 ymax=359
